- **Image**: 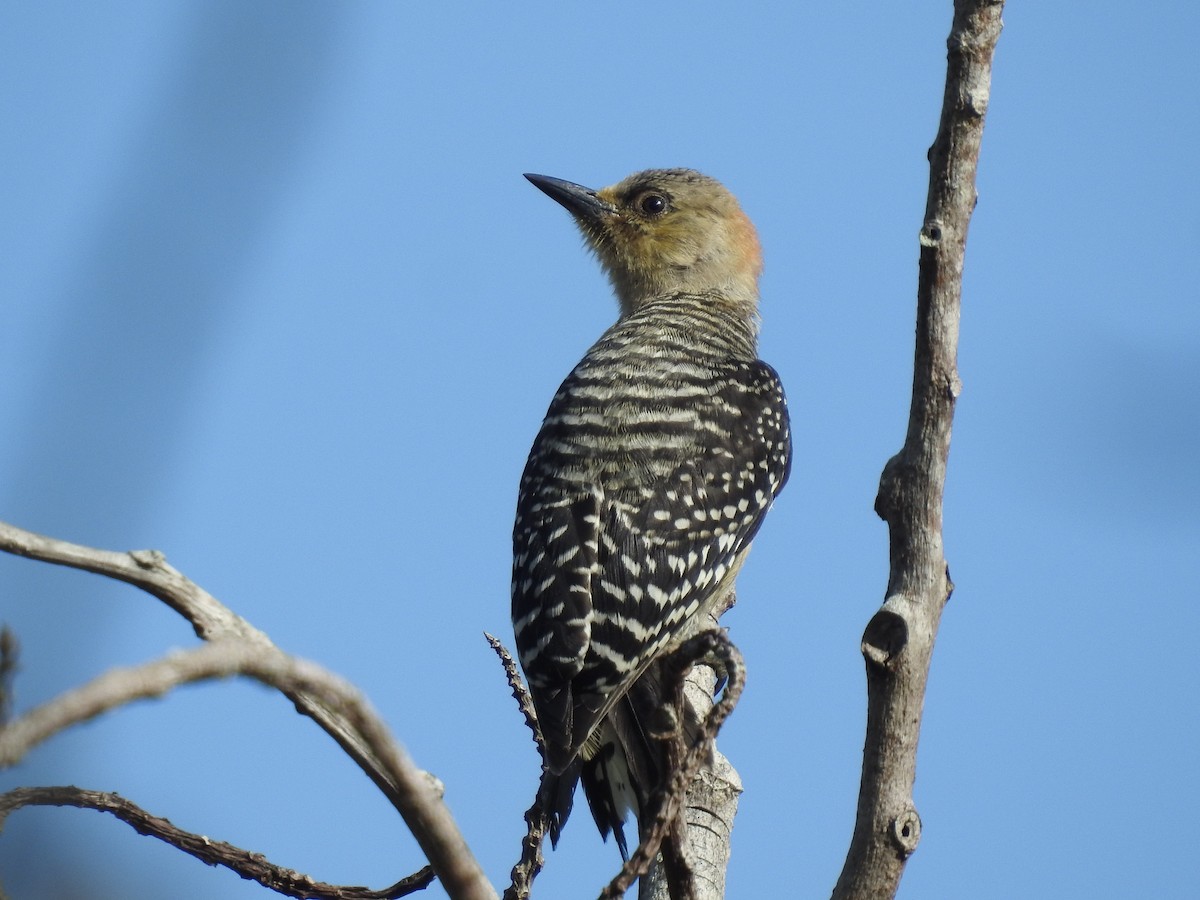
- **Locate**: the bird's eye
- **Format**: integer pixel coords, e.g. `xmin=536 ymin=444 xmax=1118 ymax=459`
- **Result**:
xmin=638 ymin=193 xmax=668 ymax=216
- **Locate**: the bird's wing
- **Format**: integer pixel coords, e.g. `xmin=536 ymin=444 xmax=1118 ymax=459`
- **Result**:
xmin=513 ymin=359 xmax=790 ymax=771
xmin=512 ymin=478 xmax=602 ymax=770
xmin=569 ymin=359 xmax=791 ymax=758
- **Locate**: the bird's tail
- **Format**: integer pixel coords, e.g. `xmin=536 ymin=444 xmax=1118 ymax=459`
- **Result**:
xmin=580 ymin=723 xmax=636 ymax=860
xmin=541 ymin=705 xmax=652 ymax=861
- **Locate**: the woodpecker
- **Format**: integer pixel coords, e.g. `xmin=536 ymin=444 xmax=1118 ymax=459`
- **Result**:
xmin=512 ymin=168 xmax=790 ymax=857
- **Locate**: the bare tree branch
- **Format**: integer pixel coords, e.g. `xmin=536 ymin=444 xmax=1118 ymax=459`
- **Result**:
xmin=0 ymin=786 xmax=435 ymax=899
xmin=633 ymin=594 xmax=742 ymax=900
xmin=0 ymin=519 xmax=498 ymax=900
xmin=0 ymin=524 xmax=266 ymax=643
xmin=0 ymin=641 xmax=255 ymax=765
xmin=832 ymin=2 xmax=1005 ymax=898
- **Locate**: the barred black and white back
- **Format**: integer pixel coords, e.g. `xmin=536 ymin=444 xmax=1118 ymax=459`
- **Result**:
xmin=511 ymin=291 xmax=791 ymax=850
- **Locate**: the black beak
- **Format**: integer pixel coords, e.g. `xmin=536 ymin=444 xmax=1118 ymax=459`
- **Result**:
xmin=524 ymin=173 xmax=614 ymax=225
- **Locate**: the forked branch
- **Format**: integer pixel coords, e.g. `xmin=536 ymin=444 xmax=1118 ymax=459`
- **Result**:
xmin=0 ymin=520 xmax=497 ymax=900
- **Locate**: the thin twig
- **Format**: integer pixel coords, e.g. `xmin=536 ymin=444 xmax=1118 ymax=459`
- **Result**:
xmin=0 ymin=641 xmax=259 ymax=766
xmin=484 ymin=633 xmax=541 ymax=753
xmin=486 ymin=632 xmax=553 ymax=900
xmin=0 ymin=525 xmax=266 ymax=644
xmin=0 ymin=786 xmax=434 ymax=899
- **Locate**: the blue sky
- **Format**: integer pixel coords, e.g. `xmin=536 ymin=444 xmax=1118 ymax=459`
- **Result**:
xmin=2 ymin=3 xmax=1197 ymax=898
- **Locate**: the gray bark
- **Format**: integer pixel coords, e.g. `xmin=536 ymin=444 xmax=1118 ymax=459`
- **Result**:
xmin=832 ymin=3 xmax=1006 ymax=899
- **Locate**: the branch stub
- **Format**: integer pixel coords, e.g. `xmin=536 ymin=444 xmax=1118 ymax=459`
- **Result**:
xmin=890 ymin=807 xmax=922 ymax=858
xmin=861 ymin=609 xmax=908 ymax=669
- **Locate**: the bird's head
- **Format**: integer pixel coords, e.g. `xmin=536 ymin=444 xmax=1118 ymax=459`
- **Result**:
xmin=525 ymin=168 xmax=762 ymax=317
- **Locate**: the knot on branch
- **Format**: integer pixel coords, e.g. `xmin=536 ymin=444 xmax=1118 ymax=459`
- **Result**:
xmin=862 ymin=609 xmax=908 ymax=670
xmin=874 ymin=454 xmax=908 ymax=521
xmin=959 ymin=85 xmax=989 ymax=119
xmin=919 ymin=220 xmax=944 ymax=249
xmin=130 ymin=549 xmax=167 ymax=570
xmin=890 ymin=806 xmax=922 ymax=858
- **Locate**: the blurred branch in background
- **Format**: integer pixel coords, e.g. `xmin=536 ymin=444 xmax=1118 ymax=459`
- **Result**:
xmin=0 ymin=629 xmax=16 ymax=727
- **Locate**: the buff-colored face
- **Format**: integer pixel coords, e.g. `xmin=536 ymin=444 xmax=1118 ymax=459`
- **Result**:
xmin=526 ymin=169 xmax=762 ymax=316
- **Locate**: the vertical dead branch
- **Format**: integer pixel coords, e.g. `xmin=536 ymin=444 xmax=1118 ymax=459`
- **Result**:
xmin=832 ymin=2 xmax=1004 ymax=898
xmin=601 ymin=631 xmax=744 ymax=900
xmin=632 ymin=596 xmax=742 ymax=900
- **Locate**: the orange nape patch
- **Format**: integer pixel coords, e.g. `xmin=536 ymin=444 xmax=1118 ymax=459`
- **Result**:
xmin=728 ymin=207 xmax=764 ymax=281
